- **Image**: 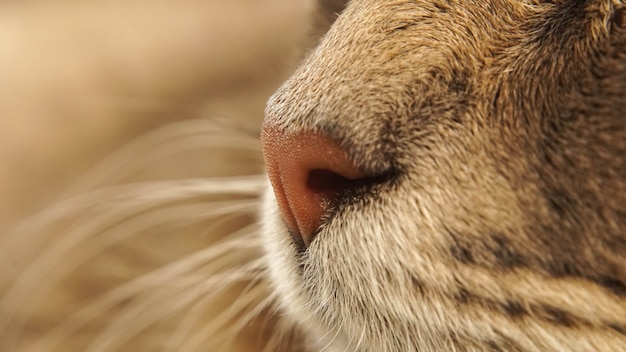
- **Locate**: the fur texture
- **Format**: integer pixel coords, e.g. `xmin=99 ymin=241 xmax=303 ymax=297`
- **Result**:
xmin=263 ymin=0 xmax=626 ymax=351
xmin=1 ymin=0 xmax=624 ymax=351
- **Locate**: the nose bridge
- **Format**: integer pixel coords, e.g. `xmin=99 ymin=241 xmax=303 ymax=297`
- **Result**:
xmin=265 ymin=62 xmax=407 ymax=182
xmin=264 ymin=2 xmax=433 ymax=179
xmin=265 ymin=53 xmax=401 ymax=135
xmin=267 ymin=22 xmax=431 ymax=127
xmin=264 ymin=10 xmax=391 ymax=131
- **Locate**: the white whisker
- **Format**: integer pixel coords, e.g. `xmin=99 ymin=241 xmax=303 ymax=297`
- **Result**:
xmin=26 ymin=226 xmax=261 ymax=351
xmin=178 ymin=282 xmax=273 ymax=351
xmin=163 ymin=261 xmax=266 ymax=350
xmin=0 ymin=176 xmax=266 ymax=254
xmin=0 ymin=198 xmax=259 ymax=340
xmin=66 ymin=118 xmax=261 ymax=193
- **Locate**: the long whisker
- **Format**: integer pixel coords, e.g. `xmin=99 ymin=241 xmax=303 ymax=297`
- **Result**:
xmin=66 ymin=118 xmax=262 ymax=193
xmin=26 ymin=226 xmax=261 ymax=351
xmin=83 ymin=225 xmax=262 ymax=352
xmin=178 ymin=280 xmax=272 ymax=351
xmin=0 ymin=178 xmax=265 ymax=346
xmin=2 ymin=200 xmax=258 ymax=342
xmin=261 ymin=306 xmax=303 ymax=352
xmin=0 ymin=176 xmax=265 ymax=253
xmin=163 ymin=260 xmax=266 ymax=350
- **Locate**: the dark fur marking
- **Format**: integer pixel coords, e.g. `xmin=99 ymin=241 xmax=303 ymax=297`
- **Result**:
xmin=544 ymin=187 xmax=575 ymax=217
xmin=454 ymin=287 xmax=509 ymax=315
xmin=391 ymin=23 xmax=415 ymax=32
xmin=502 ymin=300 xmax=527 ymax=318
xmin=615 ymin=7 xmax=626 ymax=28
xmin=556 ymin=261 xmax=580 ymax=276
xmin=432 ymin=1 xmax=448 ymax=13
xmin=455 ymin=288 xmax=598 ymax=330
xmin=450 ymin=243 xmax=474 ymax=264
xmin=490 ymin=234 xmax=526 ymax=269
xmin=540 ymin=258 xmax=626 ymax=299
xmin=608 ymin=323 xmax=626 ymax=335
xmin=536 ymin=0 xmax=588 ymax=47
xmin=593 ymin=276 xmax=626 ymax=297
xmin=536 ymin=304 xmax=576 ymax=327
xmin=450 ymin=68 xmax=470 ymax=95
xmin=410 ymin=275 xmax=426 ymax=295
xmin=454 ymin=287 xmax=471 ymax=304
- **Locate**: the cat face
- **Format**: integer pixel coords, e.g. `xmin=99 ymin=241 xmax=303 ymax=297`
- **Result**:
xmin=261 ymin=1 xmax=626 ymax=351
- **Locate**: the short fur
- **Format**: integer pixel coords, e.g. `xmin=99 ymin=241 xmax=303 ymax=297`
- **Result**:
xmin=1 ymin=1 xmax=624 ymax=351
xmin=263 ymin=0 xmax=626 ymax=351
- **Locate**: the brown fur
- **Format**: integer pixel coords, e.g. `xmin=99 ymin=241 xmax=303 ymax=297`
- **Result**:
xmin=1 ymin=0 xmax=624 ymax=351
xmin=263 ymin=0 xmax=625 ymax=351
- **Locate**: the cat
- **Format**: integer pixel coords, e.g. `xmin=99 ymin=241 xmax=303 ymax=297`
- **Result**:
xmin=1 ymin=0 xmax=624 ymax=351
xmin=260 ymin=0 xmax=626 ymax=351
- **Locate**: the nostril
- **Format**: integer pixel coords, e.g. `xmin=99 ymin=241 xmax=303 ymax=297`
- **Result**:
xmin=261 ymin=127 xmax=367 ymax=247
xmin=307 ymin=169 xmax=354 ymax=203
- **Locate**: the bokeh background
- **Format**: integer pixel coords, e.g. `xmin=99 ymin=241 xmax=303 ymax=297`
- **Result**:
xmin=0 ymin=0 xmax=343 ymax=350
xmin=0 ymin=0 xmax=316 ymax=230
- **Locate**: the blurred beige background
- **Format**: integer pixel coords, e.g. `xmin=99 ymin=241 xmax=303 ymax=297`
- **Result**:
xmin=0 ymin=0 xmax=317 ymax=231
xmin=0 ymin=1 xmax=339 ymax=350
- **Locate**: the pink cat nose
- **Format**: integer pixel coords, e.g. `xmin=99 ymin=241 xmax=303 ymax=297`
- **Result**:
xmin=261 ymin=127 xmax=365 ymax=246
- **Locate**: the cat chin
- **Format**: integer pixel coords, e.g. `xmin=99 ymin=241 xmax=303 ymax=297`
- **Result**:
xmin=260 ymin=181 xmax=485 ymax=351
xmin=260 ymin=184 xmax=417 ymax=351
xmin=259 ymin=186 xmax=351 ymax=351
xmin=259 ymin=187 xmax=307 ymax=314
